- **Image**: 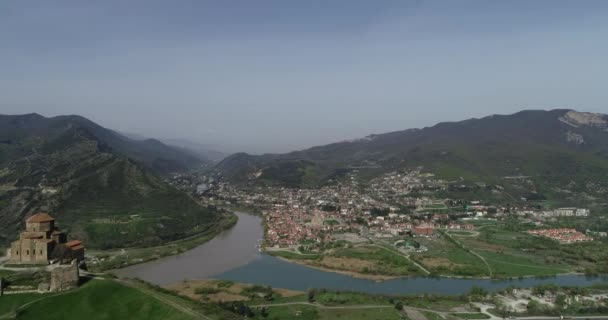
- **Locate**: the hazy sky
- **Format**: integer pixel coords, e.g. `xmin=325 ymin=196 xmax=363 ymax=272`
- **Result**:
xmin=2 ymin=1 xmax=608 ymax=153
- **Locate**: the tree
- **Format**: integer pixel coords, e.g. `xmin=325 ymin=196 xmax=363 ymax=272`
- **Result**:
xmin=395 ymin=301 xmax=404 ymax=311
xmin=469 ymin=286 xmax=488 ymax=301
xmin=308 ymin=289 xmax=316 ymax=303
xmin=555 ymin=294 xmax=567 ymax=309
xmin=263 ymin=291 xmax=274 ymax=301
xmin=260 ymin=307 xmax=269 ymax=318
xmin=527 ymin=300 xmax=542 ymax=315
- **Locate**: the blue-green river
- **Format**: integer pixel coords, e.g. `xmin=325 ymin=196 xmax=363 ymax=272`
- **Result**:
xmin=115 ymin=212 xmax=608 ymax=295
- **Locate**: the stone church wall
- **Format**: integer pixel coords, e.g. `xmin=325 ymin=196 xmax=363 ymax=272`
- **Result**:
xmin=50 ymin=261 xmax=79 ymax=292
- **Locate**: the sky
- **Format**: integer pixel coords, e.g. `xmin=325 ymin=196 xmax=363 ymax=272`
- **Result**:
xmin=1 ymin=1 xmax=608 ymax=154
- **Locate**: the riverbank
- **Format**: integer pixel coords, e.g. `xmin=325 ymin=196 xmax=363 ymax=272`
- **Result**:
xmin=268 ymin=252 xmax=589 ymax=282
xmin=88 ymin=212 xmax=238 ymax=272
xmin=164 ymin=279 xmax=608 ymax=320
xmin=109 ymin=211 xmax=608 ymax=296
xmin=112 ymin=212 xmax=263 ymax=285
xmin=166 ymin=279 xmax=303 ymax=303
xmin=271 ymin=254 xmax=399 ymax=281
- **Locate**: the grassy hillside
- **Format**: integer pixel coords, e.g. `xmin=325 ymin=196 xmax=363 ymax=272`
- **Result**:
xmin=0 ymin=113 xmax=206 ymax=175
xmin=216 ymin=109 xmax=608 ymax=204
xmin=0 ymin=279 xmax=239 ymax=320
xmin=0 ymin=114 xmax=221 ymax=249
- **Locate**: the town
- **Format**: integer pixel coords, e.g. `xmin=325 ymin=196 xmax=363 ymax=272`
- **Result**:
xmin=178 ymin=169 xmax=596 ymax=248
xmin=165 ymin=167 xmax=607 ymax=279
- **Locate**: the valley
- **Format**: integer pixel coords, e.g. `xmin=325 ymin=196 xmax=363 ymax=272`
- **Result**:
xmin=2 ymin=110 xmax=608 ymax=319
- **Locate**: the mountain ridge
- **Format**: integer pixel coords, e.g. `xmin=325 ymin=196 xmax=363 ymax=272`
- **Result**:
xmin=0 ymin=113 xmax=221 ymax=249
xmin=216 ymin=109 xmax=608 ymax=205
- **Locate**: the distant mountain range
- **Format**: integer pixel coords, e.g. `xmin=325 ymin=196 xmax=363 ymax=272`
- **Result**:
xmin=119 ymin=132 xmax=228 ymax=163
xmin=160 ymin=138 xmax=229 ymax=163
xmin=216 ymin=109 xmax=608 ymax=205
xmin=0 ymin=113 xmax=221 ymax=249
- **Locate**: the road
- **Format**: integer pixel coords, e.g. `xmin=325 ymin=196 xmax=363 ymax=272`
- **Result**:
xmin=366 ymin=240 xmax=431 ymax=275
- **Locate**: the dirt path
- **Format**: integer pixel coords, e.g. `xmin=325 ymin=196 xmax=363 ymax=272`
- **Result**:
xmin=404 ymin=307 xmax=428 ymax=320
xmin=366 ymin=243 xmax=432 ymax=275
xmin=0 ymin=277 xmax=211 ymax=320
xmin=117 ymin=279 xmax=210 ymax=320
xmin=442 ymin=231 xmax=493 ymax=277
xmin=0 ymin=290 xmax=73 ymax=319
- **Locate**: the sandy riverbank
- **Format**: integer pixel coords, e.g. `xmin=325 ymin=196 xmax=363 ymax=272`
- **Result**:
xmin=271 ymin=255 xmax=400 ymax=281
xmin=166 ymin=279 xmax=303 ymax=302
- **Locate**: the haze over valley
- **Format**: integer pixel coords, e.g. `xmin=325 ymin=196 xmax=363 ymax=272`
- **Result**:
xmin=2 ymin=1 xmax=608 ymax=320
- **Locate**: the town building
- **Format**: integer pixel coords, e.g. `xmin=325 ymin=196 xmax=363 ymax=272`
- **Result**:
xmin=8 ymin=213 xmax=85 ymax=264
xmin=527 ymin=228 xmax=592 ymax=244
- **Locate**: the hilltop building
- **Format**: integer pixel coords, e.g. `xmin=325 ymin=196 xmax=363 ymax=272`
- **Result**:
xmin=8 ymin=213 xmax=84 ymax=265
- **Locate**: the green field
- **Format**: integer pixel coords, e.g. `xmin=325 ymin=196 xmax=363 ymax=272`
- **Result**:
xmin=412 ymin=222 xmax=608 ymax=278
xmin=451 ymin=313 xmax=491 ymax=319
xmin=314 ymin=291 xmax=392 ymax=306
xmin=266 ymin=250 xmax=321 ymax=260
xmin=0 ymin=280 xmax=201 ymax=320
xmin=329 ymin=245 xmax=424 ymax=276
xmin=413 ymin=235 xmax=489 ymax=277
xmin=0 ymin=293 xmax=47 ymax=316
xmin=420 ymin=310 xmax=443 ymax=320
xmin=476 ymin=250 xmax=569 ymax=277
xmin=461 ymin=224 xmax=607 ymax=275
xmin=0 ymin=270 xmax=15 ymax=278
xmin=263 ymin=304 xmax=404 ymax=320
xmin=264 ymin=304 xmax=319 ymax=320
xmin=447 ymin=230 xmax=477 ymax=236
xmin=318 ymin=307 xmax=403 ymax=320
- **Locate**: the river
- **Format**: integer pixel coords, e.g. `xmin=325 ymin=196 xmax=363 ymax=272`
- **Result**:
xmin=114 ymin=212 xmax=608 ymax=295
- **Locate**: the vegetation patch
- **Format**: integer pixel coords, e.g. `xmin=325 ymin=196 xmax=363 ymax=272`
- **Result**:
xmin=5 ymin=280 xmax=195 ymax=320
xmin=450 ymin=313 xmax=491 ymax=319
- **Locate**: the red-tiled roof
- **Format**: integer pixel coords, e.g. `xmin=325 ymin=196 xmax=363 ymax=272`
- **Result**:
xmin=26 ymin=213 xmax=55 ymax=223
xmin=65 ymin=240 xmax=82 ymax=248
xmin=69 ymin=245 xmax=84 ymax=251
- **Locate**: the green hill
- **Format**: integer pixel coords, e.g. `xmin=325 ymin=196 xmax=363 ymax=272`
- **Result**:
xmin=0 ymin=114 xmax=222 ymax=249
xmin=0 ymin=279 xmax=240 ymax=320
xmin=216 ymin=109 xmax=608 ymax=205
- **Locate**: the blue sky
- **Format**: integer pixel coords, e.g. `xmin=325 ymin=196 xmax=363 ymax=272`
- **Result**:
xmin=1 ymin=1 xmax=608 ymax=153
